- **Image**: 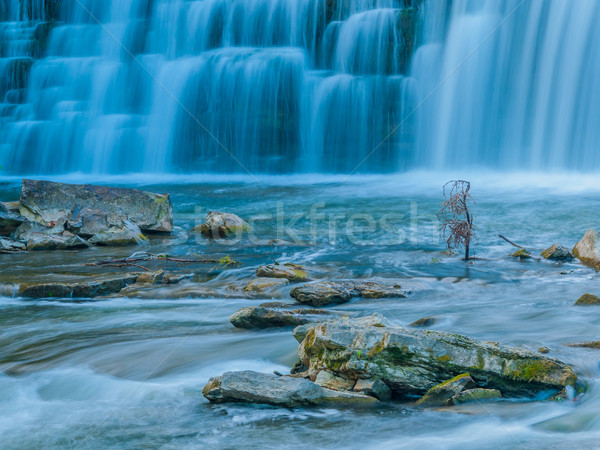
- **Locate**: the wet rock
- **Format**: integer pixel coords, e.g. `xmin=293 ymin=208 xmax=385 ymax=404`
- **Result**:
xmin=135 ymin=269 xmax=164 ymax=285
xmin=0 ymin=203 xmax=6 ymax=213
xmin=67 ymin=207 xmax=109 ymax=238
xmin=18 ymin=274 xmax=141 ymax=299
xmin=512 ymin=249 xmax=533 ymax=259
xmin=541 ymin=243 xmax=574 ymax=261
xmin=19 ymin=179 xmax=173 ymax=233
xmin=448 ymin=388 xmax=502 ymax=405
xmin=290 ymin=281 xmax=406 ymax=307
xmin=194 ymin=211 xmax=251 ymax=239
xmin=565 ymin=341 xmax=600 ymax=349
xmin=0 ymin=237 xmax=26 ymax=253
xmin=11 ymin=220 xmax=64 ymax=241
xmin=202 ymin=371 xmax=377 ymax=407
xmin=243 ymin=277 xmax=289 ymax=293
xmin=315 ymin=371 xmax=356 ymax=391
xmin=230 ymin=306 xmax=333 ymax=329
xmin=88 ymin=221 xmax=148 ymax=246
xmin=416 ymin=373 xmax=476 ymax=407
xmin=2 ymin=201 xmax=20 ymax=213
xmin=574 ymin=293 xmax=600 ymax=306
xmin=294 ymin=315 xmax=577 ymax=398
xmin=353 ymin=378 xmax=392 ymax=401
xmin=257 ymin=263 xmax=309 ymax=282
xmin=0 ymin=210 xmax=27 ymax=236
xmin=26 ymin=233 xmax=89 ymax=251
xmin=538 ymin=347 xmax=550 ymax=354
xmin=572 ymin=229 xmax=600 ymax=270
xmin=410 ymin=316 xmax=437 ymax=327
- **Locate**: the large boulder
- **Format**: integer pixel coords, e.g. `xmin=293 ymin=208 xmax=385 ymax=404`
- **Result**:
xmin=230 ymin=306 xmax=334 ymax=329
xmin=541 ymin=243 xmax=574 ymax=261
xmin=574 ymin=293 xmax=600 ymax=306
xmin=257 ymin=263 xmax=309 ymax=282
xmin=194 ymin=211 xmax=251 ymax=239
xmin=572 ymin=229 xmax=600 ymax=270
xmin=202 ymin=371 xmax=377 ymax=407
xmin=290 ymin=281 xmax=406 ymax=307
xmin=19 ymin=179 xmax=173 ymax=233
xmin=294 ymin=315 xmax=577 ymax=398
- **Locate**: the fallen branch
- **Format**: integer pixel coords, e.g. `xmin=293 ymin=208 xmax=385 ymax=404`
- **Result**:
xmin=100 ymin=263 xmax=151 ymax=271
xmin=498 ymin=235 xmax=525 ymax=249
xmin=86 ymin=252 xmax=240 ymax=268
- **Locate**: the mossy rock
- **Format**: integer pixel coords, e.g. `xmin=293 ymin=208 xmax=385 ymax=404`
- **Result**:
xmin=512 ymin=249 xmax=533 ymax=259
xmin=448 ymin=388 xmax=502 ymax=405
xmin=574 ymin=293 xmax=600 ymax=306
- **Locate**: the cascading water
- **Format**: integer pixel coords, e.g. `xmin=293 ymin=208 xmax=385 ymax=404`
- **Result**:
xmin=0 ymin=0 xmax=417 ymax=174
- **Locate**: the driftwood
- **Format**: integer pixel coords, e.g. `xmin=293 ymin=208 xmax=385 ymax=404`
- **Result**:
xmin=86 ymin=251 xmax=240 ymax=270
xmin=498 ymin=235 xmax=524 ymax=249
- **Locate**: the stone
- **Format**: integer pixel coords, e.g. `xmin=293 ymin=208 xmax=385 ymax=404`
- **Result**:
xmin=0 ymin=237 xmax=26 ymax=253
xmin=67 ymin=207 xmax=109 ymax=238
xmin=11 ymin=220 xmax=64 ymax=241
xmin=294 ymin=315 xmax=577 ymax=398
xmin=243 ymin=277 xmax=289 ymax=293
xmin=135 ymin=269 xmax=164 ymax=285
xmin=2 ymin=201 xmax=20 ymax=213
xmin=512 ymin=248 xmax=533 ymax=259
xmin=17 ymin=274 xmax=141 ymax=299
xmin=314 ymin=371 xmax=356 ymax=391
xmin=574 ymin=293 xmax=600 ymax=306
xmin=202 ymin=371 xmax=377 ymax=407
xmin=88 ymin=221 xmax=148 ymax=246
xmin=572 ymin=229 xmax=600 ymax=270
xmin=257 ymin=263 xmax=309 ymax=282
xmin=26 ymin=233 xmax=89 ymax=251
xmin=541 ymin=243 xmax=574 ymax=261
xmin=410 ymin=316 xmax=437 ymax=327
xmin=565 ymin=342 xmax=600 ymax=349
xmin=353 ymin=378 xmax=392 ymax=401
xmin=19 ymin=179 xmax=173 ymax=233
xmin=290 ymin=281 xmax=406 ymax=307
xmin=194 ymin=211 xmax=251 ymax=239
xmin=230 ymin=306 xmax=333 ymax=329
xmin=0 ymin=210 xmax=27 ymax=236
xmin=416 ymin=373 xmax=476 ymax=407
xmin=538 ymin=347 xmax=550 ymax=354
xmin=448 ymin=388 xmax=502 ymax=405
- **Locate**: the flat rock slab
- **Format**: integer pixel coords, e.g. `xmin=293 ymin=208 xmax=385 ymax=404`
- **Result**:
xmin=19 ymin=179 xmax=173 ymax=233
xmin=202 ymin=371 xmax=377 ymax=407
xmin=230 ymin=306 xmax=334 ymax=329
xmin=290 ymin=281 xmax=406 ymax=307
xmin=18 ymin=274 xmax=141 ymax=299
xmin=257 ymin=263 xmax=309 ymax=282
xmin=243 ymin=277 xmax=289 ymax=293
xmin=294 ymin=315 xmax=577 ymax=397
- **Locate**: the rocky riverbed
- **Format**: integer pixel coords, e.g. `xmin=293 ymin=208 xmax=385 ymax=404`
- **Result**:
xmin=1 ymin=175 xmax=600 ymax=448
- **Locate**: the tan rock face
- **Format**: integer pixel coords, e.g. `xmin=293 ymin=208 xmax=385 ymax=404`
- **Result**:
xmin=257 ymin=263 xmax=309 ymax=282
xmin=572 ymin=229 xmax=600 ymax=270
xmin=19 ymin=179 xmax=173 ymax=233
xmin=194 ymin=211 xmax=251 ymax=239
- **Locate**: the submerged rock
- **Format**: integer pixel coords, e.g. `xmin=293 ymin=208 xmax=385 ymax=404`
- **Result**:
xmin=290 ymin=281 xmax=406 ymax=307
xmin=448 ymin=388 xmax=502 ymax=405
xmin=194 ymin=211 xmax=251 ymax=239
xmin=19 ymin=179 xmax=173 ymax=233
xmin=416 ymin=373 xmax=476 ymax=407
xmin=572 ymin=229 xmax=600 ymax=270
xmin=257 ymin=263 xmax=309 ymax=282
xmin=0 ymin=210 xmax=27 ymax=236
xmin=574 ymin=293 xmax=600 ymax=306
xmin=294 ymin=315 xmax=577 ymax=398
xmin=88 ymin=221 xmax=148 ymax=246
xmin=230 ymin=306 xmax=333 ymax=329
xmin=512 ymin=249 xmax=533 ymax=259
xmin=18 ymin=274 xmax=141 ymax=299
xmin=202 ymin=371 xmax=377 ymax=407
xmin=410 ymin=316 xmax=438 ymax=328
xmin=541 ymin=244 xmax=574 ymax=261
xmin=243 ymin=277 xmax=289 ymax=293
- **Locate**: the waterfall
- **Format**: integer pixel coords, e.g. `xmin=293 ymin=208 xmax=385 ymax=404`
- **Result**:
xmin=0 ymin=0 xmax=417 ymax=174
xmin=413 ymin=0 xmax=600 ymax=171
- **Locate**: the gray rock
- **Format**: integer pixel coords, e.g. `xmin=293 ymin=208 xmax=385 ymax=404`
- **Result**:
xmin=314 ymin=371 xmax=356 ymax=391
xmin=416 ymin=373 xmax=476 ymax=407
xmin=243 ymin=277 xmax=289 ymax=293
xmin=294 ymin=315 xmax=577 ymax=397
xmin=67 ymin=207 xmax=109 ymax=237
xmin=448 ymin=388 xmax=502 ymax=405
xmin=0 ymin=210 xmax=27 ymax=236
xmin=88 ymin=221 xmax=148 ymax=246
xmin=572 ymin=229 xmax=600 ymax=270
xmin=410 ymin=316 xmax=438 ymax=327
xmin=230 ymin=306 xmax=333 ymax=329
xmin=541 ymin=243 xmax=574 ymax=261
xmin=353 ymin=378 xmax=392 ymax=401
xmin=290 ymin=281 xmax=406 ymax=307
xmin=19 ymin=179 xmax=173 ymax=233
xmin=26 ymin=233 xmax=89 ymax=251
xmin=194 ymin=211 xmax=251 ymax=239
xmin=18 ymin=274 xmax=141 ymax=299
xmin=257 ymin=263 xmax=309 ymax=282
xmin=12 ymin=220 xmax=64 ymax=241
xmin=202 ymin=371 xmax=377 ymax=407
xmin=0 ymin=237 xmax=26 ymax=253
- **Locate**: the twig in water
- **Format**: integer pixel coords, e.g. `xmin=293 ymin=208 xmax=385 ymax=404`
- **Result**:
xmin=498 ymin=235 xmax=524 ymax=249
